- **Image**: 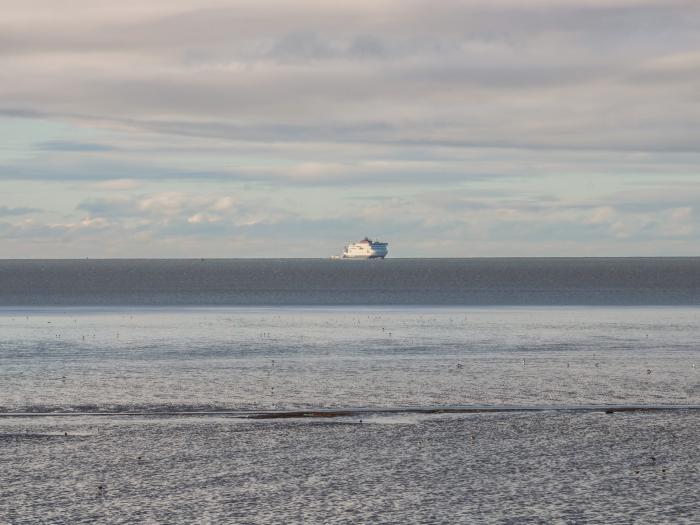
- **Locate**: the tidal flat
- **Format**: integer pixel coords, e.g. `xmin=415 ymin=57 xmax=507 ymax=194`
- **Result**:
xmin=1 ymin=260 xmax=699 ymax=523
xmin=1 ymin=410 xmax=698 ymax=524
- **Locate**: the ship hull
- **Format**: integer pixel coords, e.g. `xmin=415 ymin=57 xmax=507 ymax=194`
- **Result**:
xmin=341 ymin=254 xmax=386 ymax=259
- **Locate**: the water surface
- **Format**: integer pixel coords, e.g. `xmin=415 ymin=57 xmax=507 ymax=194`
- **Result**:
xmin=1 ymin=259 xmax=699 ymax=523
xmin=2 ymin=258 xmax=699 ymax=305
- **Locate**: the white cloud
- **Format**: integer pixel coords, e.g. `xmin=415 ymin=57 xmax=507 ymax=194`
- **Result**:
xmin=211 ymin=196 xmax=236 ymax=211
xmin=585 ymin=207 xmax=616 ymax=225
xmin=187 ymin=213 xmax=220 ymax=224
xmin=138 ymin=192 xmax=193 ymax=216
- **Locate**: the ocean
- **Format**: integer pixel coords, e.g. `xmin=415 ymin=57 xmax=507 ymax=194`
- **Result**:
xmin=2 ymin=257 xmax=699 ymax=306
xmin=1 ymin=259 xmax=698 ymax=523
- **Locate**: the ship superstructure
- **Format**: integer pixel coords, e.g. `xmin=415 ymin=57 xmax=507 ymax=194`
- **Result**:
xmin=339 ymin=237 xmax=388 ymax=259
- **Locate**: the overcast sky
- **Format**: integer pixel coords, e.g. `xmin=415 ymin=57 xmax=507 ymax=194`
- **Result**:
xmin=1 ymin=0 xmax=699 ymax=257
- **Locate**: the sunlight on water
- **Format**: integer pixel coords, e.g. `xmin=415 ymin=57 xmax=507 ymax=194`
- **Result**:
xmin=1 ymin=303 xmax=698 ymax=523
xmin=1 ymin=306 xmax=697 ymax=412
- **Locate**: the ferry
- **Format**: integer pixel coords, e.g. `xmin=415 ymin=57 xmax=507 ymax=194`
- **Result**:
xmin=334 ymin=237 xmax=389 ymax=259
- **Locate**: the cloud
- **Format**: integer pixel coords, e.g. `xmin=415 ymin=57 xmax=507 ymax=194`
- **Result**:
xmin=0 ymin=216 xmax=113 ymax=240
xmin=0 ymin=151 xmax=526 ymax=185
xmin=3 ymin=183 xmax=699 ymax=257
xmin=1 ymin=0 xmax=698 ymax=153
xmin=76 ymin=191 xmax=293 ymax=226
xmin=1 ymin=1 xmax=699 ymax=256
xmin=91 ymin=179 xmax=144 ymax=191
xmin=0 ymin=206 xmax=41 ymax=216
xmin=34 ymin=140 xmax=115 ymax=152
xmin=348 ymin=188 xmax=700 ymax=245
xmin=76 ymin=196 xmax=140 ymax=217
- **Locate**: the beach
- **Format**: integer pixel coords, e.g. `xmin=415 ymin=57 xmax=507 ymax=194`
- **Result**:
xmin=1 ymin=259 xmax=699 ymax=523
xmin=2 ymin=410 xmax=698 ymax=523
xmin=6 ymin=0 xmax=700 ymax=520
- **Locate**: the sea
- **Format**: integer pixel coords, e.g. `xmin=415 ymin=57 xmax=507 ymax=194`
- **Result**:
xmin=1 ymin=258 xmax=698 ymax=523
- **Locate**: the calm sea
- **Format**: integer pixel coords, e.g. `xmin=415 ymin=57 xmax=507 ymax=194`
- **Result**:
xmin=1 ymin=258 xmax=698 ymax=523
xmin=1 ymin=257 xmax=699 ymax=305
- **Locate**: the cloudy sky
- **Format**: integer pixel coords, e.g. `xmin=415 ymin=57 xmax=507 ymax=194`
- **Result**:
xmin=1 ymin=0 xmax=699 ymax=257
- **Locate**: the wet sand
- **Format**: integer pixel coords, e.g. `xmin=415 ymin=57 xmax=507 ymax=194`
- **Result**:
xmin=1 ymin=409 xmax=698 ymax=523
xmin=1 ymin=306 xmax=698 ymax=522
xmin=1 ymin=402 xmax=699 ymax=419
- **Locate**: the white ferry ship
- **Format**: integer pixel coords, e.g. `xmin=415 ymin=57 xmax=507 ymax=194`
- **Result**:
xmin=335 ymin=237 xmax=389 ymax=259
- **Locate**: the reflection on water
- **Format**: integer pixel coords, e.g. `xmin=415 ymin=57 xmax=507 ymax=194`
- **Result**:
xmin=1 ymin=307 xmax=697 ymax=412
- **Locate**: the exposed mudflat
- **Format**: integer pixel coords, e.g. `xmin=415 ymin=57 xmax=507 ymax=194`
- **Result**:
xmin=1 ymin=306 xmax=698 ymax=523
xmin=1 ymin=410 xmax=698 ymax=524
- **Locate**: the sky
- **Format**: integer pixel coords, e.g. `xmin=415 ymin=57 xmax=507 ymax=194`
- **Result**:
xmin=1 ymin=0 xmax=699 ymax=258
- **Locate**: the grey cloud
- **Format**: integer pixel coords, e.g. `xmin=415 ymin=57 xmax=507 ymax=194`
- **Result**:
xmin=265 ymin=33 xmax=352 ymax=62
xmin=415 ymin=188 xmax=700 ymax=219
xmin=3 ymin=2 xmax=697 ymax=55
xmin=35 ymin=141 xmax=115 ymax=152
xmin=0 ymin=108 xmax=44 ymax=119
xmin=0 ymin=219 xmax=111 ymax=240
xmin=0 ymin=151 xmax=511 ymax=185
xmin=487 ymin=219 xmax=612 ymax=243
xmin=602 ymin=188 xmax=700 ymax=214
xmin=1 ymin=1 xmax=698 ymax=155
xmin=5 ymin=186 xmax=699 ymax=254
xmin=0 ymin=206 xmax=41 ymax=216
xmin=77 ymin=197 xmax=140 ymax=217
xmin=0 ymin=157 xmax=236 ymax=183
xmin=3 ymin=1 xmax=700 ymax=256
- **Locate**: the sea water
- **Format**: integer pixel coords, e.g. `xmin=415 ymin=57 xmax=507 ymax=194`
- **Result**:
xmin=0 ymin=306 xmax=698 ymax=412
xmin=1 ymin=259 xmax=698 ymax=523
xmin=1 ymin=257 xmax=699 ymax=306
